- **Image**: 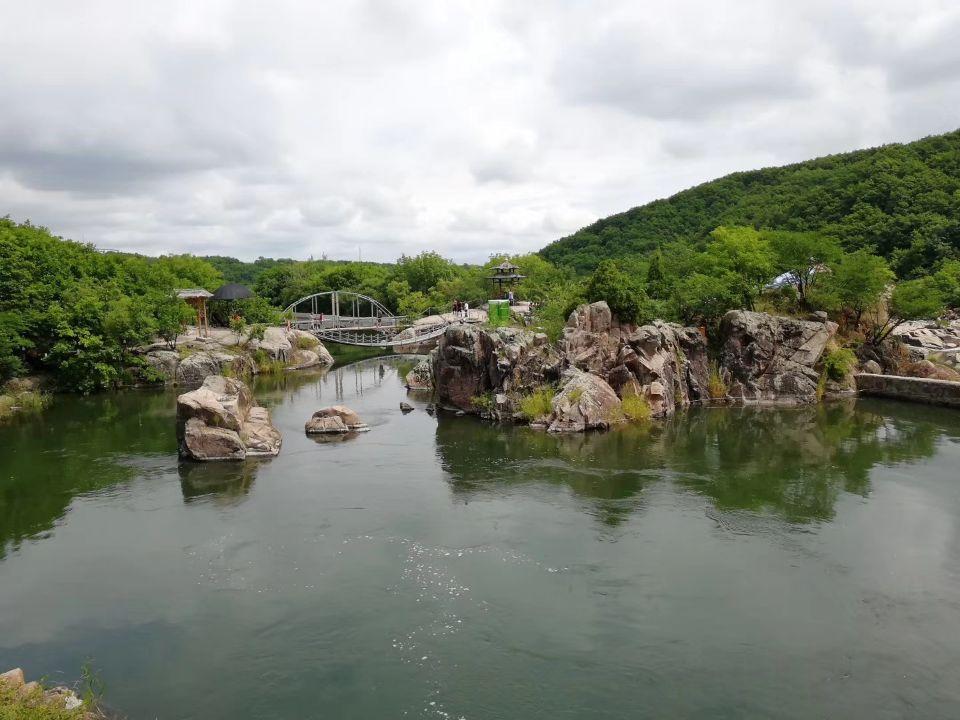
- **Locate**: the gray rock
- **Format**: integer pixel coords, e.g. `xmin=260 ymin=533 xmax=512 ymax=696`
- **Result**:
xmin=176 ymin=376 xmax=280 ymax=460
xmin=547 ymin=370 xmax=623 ymax=433
xmin=405 ymin=358 xmax=433 ymax=390
xmin=862 ymin=359 xmax=882 ymax=375
xmin=143 ymin=349 xmax=180 ymax=382
xmin=719 ymin=310 xmax=837 ymax=403
xmin=306 ymin=405 xmax=369 ymax=433
xmin=400 ymin=402 xmax=414 ymax=413
xmin=432 ymin=324 xmax=561 ymax=416
xmin=176 ymin=351 xmax=234 ymax=385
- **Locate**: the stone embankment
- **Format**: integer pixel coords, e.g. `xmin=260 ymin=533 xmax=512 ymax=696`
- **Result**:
xmin=142 ymin=326 xmax=333 ymax=386
xmin=176 ymin=376 xmax=282 ymax=461
xmin=856 ymin=373 xmax=960 ymax=408
xmin=429 ymin=302 xmax=838 ymax=432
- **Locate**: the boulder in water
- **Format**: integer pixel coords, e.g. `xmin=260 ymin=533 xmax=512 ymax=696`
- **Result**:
xmin=176 ymin=376 xmax=281 ymax=461
xmin=400 ymin=402 xmax=414 ymax=413
xmin=547 ymin=369 xmax=624 ymax=433
xmin=305 ymin=405 xmax=369 ymax=433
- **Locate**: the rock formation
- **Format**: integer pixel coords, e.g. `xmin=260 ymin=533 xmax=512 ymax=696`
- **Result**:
xmin=305 ymin=405 xmax=370 ymax=434
xmin=545 ymin=369 xmax=624 ymax=433
xmin=431 ymin=325 xmax=561 ymax=418
xmin=142 ymin=326 xmax=333 ymax=386
xmin=429 ymin=302 xmax=840 ymax=431
xmin=1 ymin=667 xmax=90 ymax=716
xmin=562 ymin=301 xmax=710 ymax=417
xmin=405 ymin=358 xmax=433 ymax=390
xmin=719 ymin=310 xmax=837 ymax=403
xmin=176 ymin=376 xmax=281 ymax=461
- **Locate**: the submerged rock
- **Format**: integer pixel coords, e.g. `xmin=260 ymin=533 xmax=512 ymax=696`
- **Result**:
xmin=305 ymin=405 xmax=370 ymax=434
xmin=400 ymin=401 xmax=414 ymax=413
xmin=176 ymin=376 xmax=281 ymax=461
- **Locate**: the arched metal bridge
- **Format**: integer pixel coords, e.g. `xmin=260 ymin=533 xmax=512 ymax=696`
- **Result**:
xmin=284 ymin=291 xmax=456 ymax=348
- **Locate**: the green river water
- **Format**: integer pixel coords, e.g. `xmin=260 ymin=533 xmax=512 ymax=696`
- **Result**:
xmin=1 ymin=356 xmax=960 ymax=719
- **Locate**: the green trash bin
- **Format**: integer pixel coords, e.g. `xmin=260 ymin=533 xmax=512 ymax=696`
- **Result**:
xmin=489 ymin=299 xmax=510 ymax=323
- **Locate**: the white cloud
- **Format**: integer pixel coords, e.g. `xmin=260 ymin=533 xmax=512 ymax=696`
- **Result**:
xmin=1 ymin=0 xmax=959 ymax=262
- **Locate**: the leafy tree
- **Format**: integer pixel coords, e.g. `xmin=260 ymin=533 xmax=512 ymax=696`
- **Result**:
xmin=821 ymin=250 xmax=895 ymax=326
xmin=395 ymin=252 xmax=458 ymax=294
xmin=706 ymin=227 xmax=776 ymax=309
xmin=229 ymin=314 xmax=246 ymax=344
xmin=767 ymin=230 xmax=841 ymax=307
xmin=585 ymin=260 xmax=655 ymax=324
xmin=154 ymin=295 xmax=195 ymax=350
xmin=870 ymin=277 xmax=945 ymax=345
xmin=0 ymin=312 xmax=29 ymax=381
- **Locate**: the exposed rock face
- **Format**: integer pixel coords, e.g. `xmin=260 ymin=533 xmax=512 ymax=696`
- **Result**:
xmin=142 ymin=327 xmax=333 ymax=385
xmin=176 ymin=351 xmax=239 ymax=385
xmin=431 ymin=325 xmax=561 ymax=415
xmin=563 ymin=301 xmax=710 ymax=417
xmin=305 ymin=405 xmax=370 ymax=434
xmin=546 ymin=369 xmax=624 ymax=433
xmin=719 ymin=310 xmax=837 ymax=403
xmin=176 ymin=376 xmax=281 ymax=461
xmin=405 ymin=358 xmax=433 ymax=390
xmin=862 ymin=359 xmax=882 ymax=375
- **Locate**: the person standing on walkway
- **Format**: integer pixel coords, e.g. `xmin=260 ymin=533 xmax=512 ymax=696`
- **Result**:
xmin=463 ymin=300 xmax=469 ymax=321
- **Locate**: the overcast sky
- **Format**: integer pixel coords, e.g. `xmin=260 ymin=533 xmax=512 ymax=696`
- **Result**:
xmin=2 ymin=1 xmax=959 ymax=263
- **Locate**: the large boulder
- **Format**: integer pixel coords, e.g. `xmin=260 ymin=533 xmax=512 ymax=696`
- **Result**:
xmin=547 ymin=370 xmax=624 ymax=433
xmin=143 ymin=349 xmax=180 ymax=382
xmin=176 ymin=376 xmax=281 ymax=461
xmin=305 ymin=405 xmax=369 ymax=433
xmin=563 ymin=302 xmax=710 ymax=417
xmin=719 ymin=310 xmax=838 ymax=403
xmin=432 ymin=325 xmax=561 ymax=415
xmin=405 ymin=358 xmax=433 ymax=390
xmin=182 ymin=418 xmax=246 ymax=461
xmin=176 ymin=351 xmax=238 ymax=385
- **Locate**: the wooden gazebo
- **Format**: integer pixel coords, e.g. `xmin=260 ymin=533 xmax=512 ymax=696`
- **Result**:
xmin=486 ymin=261 xmax=526 ymax=298
xmin=176 ymin=288 xmax=213 ymax=338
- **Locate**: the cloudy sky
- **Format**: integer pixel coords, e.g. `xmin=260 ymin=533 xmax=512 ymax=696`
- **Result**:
xmin=2 ymin=0 xmax=959 ymax=263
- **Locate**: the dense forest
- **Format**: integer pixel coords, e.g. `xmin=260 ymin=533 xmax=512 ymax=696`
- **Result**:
xmin=541 ymin=129 xmax=960 ymax=277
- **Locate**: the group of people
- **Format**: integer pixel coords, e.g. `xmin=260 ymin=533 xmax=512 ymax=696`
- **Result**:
xmin=452 ymin=299 xmax=470 ymax=321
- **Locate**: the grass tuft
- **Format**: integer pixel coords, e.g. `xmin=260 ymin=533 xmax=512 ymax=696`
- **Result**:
xmin=620 ymin=390 xmax=651 ymax=423
xmin=518 ymin=386 xmax=556 ymax=421
xmin=707 ymin=362 xmax=728 ymax=400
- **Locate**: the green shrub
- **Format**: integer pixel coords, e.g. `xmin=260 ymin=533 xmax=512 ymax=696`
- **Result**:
xmin=252 ymin=349 xmax=286 ymax=375
xmin=471 ymin=392 xmax=495 ymax=412
xmin=823 ymin=347 xmax=857 ymax=381
xmin=621 ymin=390 xmax=651 ymax=423
xmin=518 ymin=386 xmax=556 ymax=421
xmin=295 ymin=334 xmax=319 ymax=350
xmin=707 ymin=362 xmax=728 ymax=400
xmin=246 ymin=323 xmax=267 ymax=344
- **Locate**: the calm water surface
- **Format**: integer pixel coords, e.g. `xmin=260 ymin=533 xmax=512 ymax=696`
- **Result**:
xmin=2 ymin=356 xmax=960 ymax=719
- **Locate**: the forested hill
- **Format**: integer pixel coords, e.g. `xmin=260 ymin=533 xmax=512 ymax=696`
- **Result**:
xmin=540 ymin=129 xmax=960 ymax=277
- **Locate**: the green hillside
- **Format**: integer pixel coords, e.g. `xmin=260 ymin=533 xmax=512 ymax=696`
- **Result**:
xmin=541 ymin=129 xmax=960 ymax=277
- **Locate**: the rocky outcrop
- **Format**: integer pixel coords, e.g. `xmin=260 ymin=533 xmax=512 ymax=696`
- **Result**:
xmin=142 ymin=327 xmax=333 ymax=386
xmin=175 ymin=351 xmax=243 ymax=385
xmin=546 ymin=369 xmax=624 ymax=433
xmin=176 ymin=376 xmax=281 ymax=461
xmin=431 ymin=325 xmax=561 ymax=416
xmin=305 ymin=405 xmax=370 ymax=434
xmin=405 ymin=358 xmax=433 ymax=390
xmin=563 ymin=302 xmax=710 ymax=417
xmin=719 ymin=310 xmax=837 ymax=403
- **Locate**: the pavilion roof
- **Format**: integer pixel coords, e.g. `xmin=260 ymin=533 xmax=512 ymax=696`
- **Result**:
xmin=176 ymin=288 xmax=213 ymax=299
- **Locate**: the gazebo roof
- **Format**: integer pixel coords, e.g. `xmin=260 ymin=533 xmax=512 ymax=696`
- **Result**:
xmin=212 ymin=283 xmax=254 ymax=300
xmin=176 ymin=288 xmax=213 ymax=299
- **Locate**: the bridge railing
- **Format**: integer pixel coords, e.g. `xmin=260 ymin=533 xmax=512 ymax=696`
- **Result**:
xmin=290 ymin=313 xmax=408 ymax=331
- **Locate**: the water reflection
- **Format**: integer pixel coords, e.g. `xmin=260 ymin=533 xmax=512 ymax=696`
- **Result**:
xmin=178 ymin=461 xmax=262 ymax=504
xmin=0 ymin=389 xmax=177 ymax=558
xmin=436 ymin=398 xmax=959 ymax=525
